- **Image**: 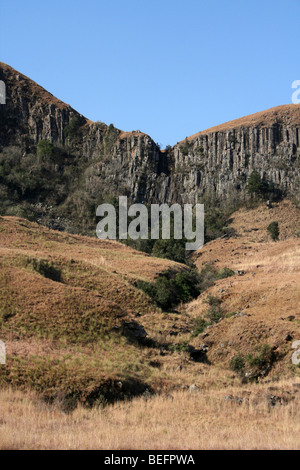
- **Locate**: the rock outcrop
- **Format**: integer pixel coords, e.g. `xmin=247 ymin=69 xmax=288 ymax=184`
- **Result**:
xmin=1 ymin=61 xmax=300 ymax=213
xmin=172 ymin=107 xmax=300 ymax=204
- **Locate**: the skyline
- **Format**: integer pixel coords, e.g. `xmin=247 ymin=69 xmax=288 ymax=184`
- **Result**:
xmin=1 ymin=0 xmax=300 ymax=147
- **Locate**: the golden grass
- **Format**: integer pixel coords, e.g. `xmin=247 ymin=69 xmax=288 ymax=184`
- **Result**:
xmin=184 ymin=104 xmax=300 ymax=141
xmin=189 ymin=202 xmax=300 ymax=374
xmin=1 ymin=202 xmax=300 ymax=450
xmin=1 ymin=380 xmax=299 ymax=450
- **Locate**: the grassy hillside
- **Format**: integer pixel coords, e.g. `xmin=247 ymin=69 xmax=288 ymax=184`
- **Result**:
xmin=0 ymin=200 xmax=299 ymax=449
xmin=0 ymin=216 xmax=192 ymax=406
xmin=188 ymin=199 xmax=300 ymax=378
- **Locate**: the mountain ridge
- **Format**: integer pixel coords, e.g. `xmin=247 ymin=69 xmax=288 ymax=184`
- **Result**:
xmin=0 ymin=62 xmax=300 ymax=234
xmin=2 ymin=61 xmax=300 ymax=144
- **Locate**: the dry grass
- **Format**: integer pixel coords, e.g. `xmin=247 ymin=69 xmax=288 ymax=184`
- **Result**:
xmin=189 ymin=200 xmax=300 ymax=374
xmin=1 ymin=201 xmax=300 ymax=449
xmin=184 ymin=104 xmax=300 ymax=141
xmin=0 ymin=216 xmax=191 ymax=402
xmin=0 ymin=380 xmax=299 ymax=450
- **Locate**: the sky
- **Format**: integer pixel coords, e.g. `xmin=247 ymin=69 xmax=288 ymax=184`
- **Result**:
xmin=1 ymin=0 xmax=300 ymax=147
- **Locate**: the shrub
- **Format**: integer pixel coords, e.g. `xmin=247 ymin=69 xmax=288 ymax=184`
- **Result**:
xmin=205 ymin=305 xmax=223 ymax=324
xmin=247 ymin=344 xmax=275 ymax=371
xmin=37 ymin=140 xmax=54 ymax=162
xmin=152 ymin=239 xmax=186 ymax=264
xmin=247 ymin=170 xmax=268 ymax=197
xmin=173 ymin=270 xmax=201 ymax=302
xmin=190 ymin=295 xmax=224 ymax=336
xmin=230 ymin=353 xmax=246 ymax=373
xmin=136 ymin=269 xmax=201 ymax=310
xmin=168 ymin=342 xmax=190 ymax=354
xmin=204 ymin=208 xmax=230 ymax=242
xmin=267 ymin=221 xmax=279 ymax=241
xmin=217 ymin=267 xmax=235 ymax=279
xmin=179 ymin=138 xmax=192 ymax=156
xmin=191 ymin=317 xmax=208 ymax=337
xmin=197 ymin=264 xmax=234 ymax=291
xmin=63 ymin=116 xmax=82 ymax=139
xmin=204 ymin=295 xmax=222 ymax=307
xmin=154 ymin=276 xmax=177 ymax=309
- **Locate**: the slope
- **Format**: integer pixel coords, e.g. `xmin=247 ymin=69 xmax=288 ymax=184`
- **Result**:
xmin=188 ymin=199 xmax=300 ymax=378
xmin=0 ymin=216 xmax=189 ymax=406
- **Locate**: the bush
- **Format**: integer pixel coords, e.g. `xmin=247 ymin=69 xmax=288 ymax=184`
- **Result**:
xmin=179 ymin=138 xmax=192 ymax=156
xmin=247 ymin=170 xmax=268 ymax=197
xmin=63 ymin=116 xmax=82 ymax=139
xmin=136 ymin=269 xmax=201 ymax=310
xmin=230 ymin=353 xmax=246 ymax=373
xmin=204 ymin=295 xmax=222 ymax=307
xmin=154 ymin=276 xmax=178 ymax=309
xmin=190 ymin=295 xmax=224 ymax=336
xmin=204 ymin=208 xmax=230 ymax=242
xmin=191 ymin=317 xmax=209 ymax=337
xmin=205 ymin=305 xmax=223 ymax=324
xmin=247 ymin=344 xmax=275 ymax=371
xmin=246 ymin=171 xmax=283 ymax=201
xmin=168 ymin=342 xmax=190 ymax=354
xmin=267 ymin=221 xmax=279 ymax=241
xmin=217 ymin=267 xmax=235 ymax=279
xmin=152 ymin=239 xmax=186 ymax=264
xmin=229 ymin=344 xmax=275 ymax=379
xmin=197 ymin=264 xmax=234 ymax=291
xmin=37 ymin=140 xmax=54 ymax=162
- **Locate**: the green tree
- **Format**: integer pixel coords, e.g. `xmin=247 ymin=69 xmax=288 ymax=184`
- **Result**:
xmin=63 ymin=116 xmax=82 ymax=139
xmin=179 ymin=138 xmax=192 ymax=156
xmin=37 ymin=140 xmax=54 ymax=162
xmin=247 ymin=170 xmax=268 ymax=197
xmin=152 ymin=239 xmax=186 ymax=264
xmin=267 ymin=221 xmax=279 ymax=241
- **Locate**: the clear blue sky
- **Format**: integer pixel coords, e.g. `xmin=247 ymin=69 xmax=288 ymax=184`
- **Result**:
xmin=1 ymin=0 xmax=299 ymax=147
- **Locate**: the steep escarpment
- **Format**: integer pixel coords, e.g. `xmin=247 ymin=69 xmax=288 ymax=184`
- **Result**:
xmin=0 ymin=61 xmax=85 ymax=145
xmin=171 ymin=105 xmax=300 ymax=204
xmin=0 ymin=61 xmax=300 ymax=234
xmin=0 ymin=62 xmax=169 ymax=215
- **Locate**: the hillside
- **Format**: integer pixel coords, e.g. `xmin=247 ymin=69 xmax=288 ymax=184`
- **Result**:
xmin=0 ymin=215 xmax=194 ymax=405
xmin=1 ymin=199 xmax=299 ymax=404
xmin=0 ymin=63 xmax=300 ymax=449
xmin=185 ymin=104 xmax=300 ymax=140
xmin=0 ymin=200 xmax=299 ymax=449
xmin=1 ymin=62 xmax=300 ymax=237
xmin=188 ymin=199 xmax=300 ymax=377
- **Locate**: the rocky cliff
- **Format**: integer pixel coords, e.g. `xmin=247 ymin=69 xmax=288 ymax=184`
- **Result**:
xmin=172 ymin=106 xmax=300 ymax=204
xmin=0 ymin=61 xmax=300 ymax=229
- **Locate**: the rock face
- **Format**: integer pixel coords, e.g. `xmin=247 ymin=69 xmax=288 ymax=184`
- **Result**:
xmin=172 ymin=113 xmax=300 ymax=204
xmin=0 ymin=62 xmax=80 ymax=145
xmin=1 ymin=61 xmax=300 ymax=210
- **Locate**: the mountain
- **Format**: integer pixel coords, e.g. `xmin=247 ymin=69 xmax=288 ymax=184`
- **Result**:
xmin=0 ymin=61 xmax=300 ymax=235
xmin=0 ymin=198 xmax=299 ymax=411
xmin=0 ymin=214 xmax=190 ymax=404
